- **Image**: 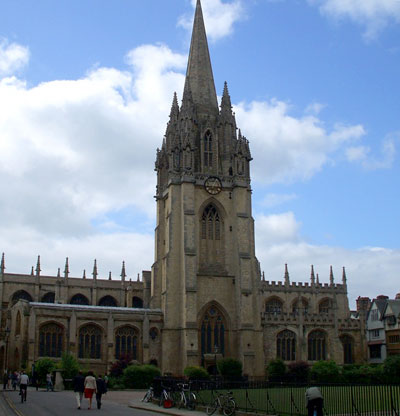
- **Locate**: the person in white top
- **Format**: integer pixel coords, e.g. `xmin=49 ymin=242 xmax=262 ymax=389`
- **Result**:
xmin=84 ymin=371 xmax=97 ymax=410
xmin=19 ymin=371 xmax=29 ymax=402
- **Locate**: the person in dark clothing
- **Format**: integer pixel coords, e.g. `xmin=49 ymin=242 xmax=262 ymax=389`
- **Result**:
xmin=95 ymin=375 xmax=108 ymax=409
xmin=3 ymin=372 xmax=8 ymax=390
xmin=306 ymin=386 xmax=323 ymax=416
xmin=73 ymin=371 xmax=85 ymax=410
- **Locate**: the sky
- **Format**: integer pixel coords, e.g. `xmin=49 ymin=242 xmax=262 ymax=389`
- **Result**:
xmin=0 ymin=0 xmax=399 ymax=307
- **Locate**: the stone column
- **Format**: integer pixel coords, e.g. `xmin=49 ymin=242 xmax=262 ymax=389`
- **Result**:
xmin=143 ymin=313 xmax=149 ymax=364
xmin=106 ymin=314 xmax=114 ymax=373
xmin=28 ymin=308 xmax=36 ymax=367
xmin=69 ymin=311 xmax=77 ymax=356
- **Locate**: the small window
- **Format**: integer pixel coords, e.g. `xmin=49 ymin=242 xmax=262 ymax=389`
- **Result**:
xmin=371 ymin=329 xmax=380 ymax=338
xmin=265 ymin=299 xmax=283 ymax=314
xmin=204 ymin=131 xmax=213 ymax=168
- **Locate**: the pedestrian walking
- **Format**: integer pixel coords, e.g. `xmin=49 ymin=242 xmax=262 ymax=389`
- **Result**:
xmin=95 ymin=375 xmax=107 ymax=409
xmin=11 ymin=371 xmax=18 ymax=391
xmin=3 ymin=372 xmax=8 ymax=390
xmin=46 ymin=372 xmax=54 ymax=391
xmin=84 ymin=371 xmax=97 ymax=410
xmin=19 ymin=371 xmax=29 ymax=402
xmin=73 ymin=371 xmax=85 ymax=410
xmin=305 ymin=386 xmax=324 ymax=416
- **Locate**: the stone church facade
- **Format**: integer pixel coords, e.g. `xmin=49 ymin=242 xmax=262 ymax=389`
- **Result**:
xmin=0 ymin=0 xmax=366 ymax=377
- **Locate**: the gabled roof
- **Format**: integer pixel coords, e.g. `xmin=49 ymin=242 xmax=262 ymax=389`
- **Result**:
xmin=382 ymin=299 xmax=400 ymax=318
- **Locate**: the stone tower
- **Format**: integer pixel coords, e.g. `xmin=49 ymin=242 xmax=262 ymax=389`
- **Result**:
xmin=151 ymin=0 xmax=264 ymax=376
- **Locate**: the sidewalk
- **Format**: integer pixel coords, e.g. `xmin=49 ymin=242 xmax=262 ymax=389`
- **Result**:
xmin=105 ymin=390 xmax=206 ymax=416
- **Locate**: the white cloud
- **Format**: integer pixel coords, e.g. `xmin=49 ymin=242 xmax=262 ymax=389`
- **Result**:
xmin=308 ymin=0 xmax=400 ymax=39
xmin=178 ymin=0 xmax=244 ymax=41
xmin=260 ymin=193 xmax=297 ymax=208
xmin=234 ymin=99 xmax=365 ymax=184
xmin=345 ymin=135 xmax=397 ymax=169
xmin=255 ymin=212 xmax=400 ymax=306
xmin=0 ymin=39 xmax=29 ymax=76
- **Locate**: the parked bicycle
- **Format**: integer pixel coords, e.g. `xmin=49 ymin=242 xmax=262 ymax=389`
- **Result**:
xmin=159 ymin=384 xmax=174 ymax=408
xmin=206 ymin=391 xmax=236 ymax=416
xmin=142 ymin=386 xmax=154 ymax=403
xmin=175 ymin=383 xmax=197 ymax=410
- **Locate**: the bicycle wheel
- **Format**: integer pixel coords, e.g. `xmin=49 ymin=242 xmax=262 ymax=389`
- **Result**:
xmin=223 ymin=399 xmax=236 ymax=416
xmin=206 ymin=399 xmax=218 ymax=416
xmin=187 ymin=392 xmax=196 ymax=410
xmin=142 ymin=390 xmax=150 ymax=402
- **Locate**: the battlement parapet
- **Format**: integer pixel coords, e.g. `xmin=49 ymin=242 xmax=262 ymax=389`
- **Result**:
xmin=261 ymin=281 xmax=346 ymax=293
xmin=261 ymin=311 xmax=335 ymax=325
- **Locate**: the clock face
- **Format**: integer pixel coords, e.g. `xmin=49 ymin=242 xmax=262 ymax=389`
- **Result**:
xmin=204 ymin=177 xmax=222 ymax=195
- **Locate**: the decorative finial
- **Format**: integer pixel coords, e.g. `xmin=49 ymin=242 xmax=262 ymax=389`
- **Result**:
xmin=35 ymin=255 xmax=41 ymax=277
xmin=342 ymin=266 xmax=347 ymax=285
xmin=137 ymin=273 xmax=140 ymax=282
xmin=92 ymin=259 xmax=98 ymax=280
xmin=284 ymin=264 xmax=290 ymax=285
xmin=82 ymin=269 xmax=86 ymax=279
xmin=109 ymin=271 xmax=112 ymax=281
xmin=57 ymin=268 xmax=61 ymax=278
xmin=120 ymin=261 xmax=126 ymax=281
xmin=64 ymin=257 xmax=69 ymax=278
xmin=316 ymin=273 xmax=320 ymax=285
xmin=31 ymin=266 xmax=34 ymax=276
xmin=262 ymin=271 xmax=265 ymax=281
xmin=310 ymin=265 xmax=315 ymax=285
xmin=330 ymin=265 xmax=334 ymax=285
xmin=1 ymin=252 xmax=5 ymax=274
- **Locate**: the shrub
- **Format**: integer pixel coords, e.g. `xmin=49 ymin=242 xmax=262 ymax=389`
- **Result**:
xmin=311 ymin=360 xmax=340 ymax=383
xmin=383 ymin=355 xmax=400 ymax=383
xmin=109 ymin=354 xmax=134 ymax=378
xmin=287 ymin=361 xmax=310 ymax=383
xmin=123 ymin=364 xmax=161 ymax=389
xmin=35 ymin=358 xmax=56 ymax=384
xmin=58 ymin=352 xmax=80 ymax=380
xmin=266 ymin=359 xmax=287 ymax=382
xmin=217 ymin=358 xmax=243 ymax=379
xmin=184 ymin=366 xmax=210 ymax=380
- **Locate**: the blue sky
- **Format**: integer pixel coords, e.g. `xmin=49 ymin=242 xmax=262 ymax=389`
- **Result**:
xmin=0 ymin=0 xmax=399 ymax=306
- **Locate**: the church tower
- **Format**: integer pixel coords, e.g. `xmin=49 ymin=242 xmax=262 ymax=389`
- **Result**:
xmin=151 ymin=0 xmax=264 ymax=376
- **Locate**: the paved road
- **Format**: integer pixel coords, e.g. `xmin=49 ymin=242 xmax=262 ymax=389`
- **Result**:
xmin=1 ymin=388 xmax=163 ymax=416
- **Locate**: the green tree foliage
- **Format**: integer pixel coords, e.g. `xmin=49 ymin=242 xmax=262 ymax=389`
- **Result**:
xmin=184 ymin=366 xmax=210 ymax=380
xmin=109 ymin=354 xmax=134 ymax=377
xmin=383 ymin=355 xmax=400 ymax=383
xmin=35 ymin=358 xmax=56 ymax=384
xmin=217 ymin=358 xmax=243 ymax=379
xmin=58 ymin=352 xmax=80 ymax=380
xmin=287 ymin=361 xmax=310 ymax=382
xmin=266 ymin=359 xmax=287 ymax=381
xmin=311 ymin=360 xmax=340 ymax=383
xmin=122 ymin=364 xmax=161 ymax=389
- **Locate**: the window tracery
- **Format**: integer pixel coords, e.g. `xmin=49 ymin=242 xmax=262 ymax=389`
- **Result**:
xmin=308 ymin=330 xmax=327 ymax=361
xmin=115 ymin=326 xmax=138 ymax=360
xmin=39 ymin=323 xmax=63 ymax=357
xmin=204 ymin=131 xmax=213 ymax=168
xmin=78 ymin=324 xmax=102 ymax=359
xmin=277 ymin=330 xmax=296 ymax=361
xmin=200 ymin=306 xmax=226 ymax=356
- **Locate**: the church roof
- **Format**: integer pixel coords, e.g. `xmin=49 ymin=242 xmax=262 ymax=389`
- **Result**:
xmin=183 ymin=0 xmax=219 ymax=117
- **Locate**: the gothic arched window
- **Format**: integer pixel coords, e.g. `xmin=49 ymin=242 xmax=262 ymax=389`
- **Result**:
xmin=277 ymin=330 xmax=296 ymax=361
xmin=39 ymin=323 xmax=63 ymax=357
xmin=132 ymin=297 xmax=143 ymax=308
xmin=200 ymin=306 xmax=226 ymax=356
xmin=319 ymin=299 xmax=332 ymax=314
xmin=98 ymin=295 xmax=117 ymax=307
xmin=115 ymin=326 xmax=138 ymax=360
xmin=201 ymin=205 xmax=221 ymax=241
xmin=265 ymin=298 xmax=283 ymax=314
xmin=204 ymin=130 xmax=213 ymax=168
xmin=340 ymin=335 xmax=354 ymax=364
xmin=11 ymin=290 xmax=33 ymax=305
xmin=78 ymin=324 xmax=102 ymax=359
xmin=70 ymin=294 xmax=90 ymax=305
xmin=41 ymin=292 xmax=55 ymax=303
xmin=308 ymin=330 xmax=327 ymax=361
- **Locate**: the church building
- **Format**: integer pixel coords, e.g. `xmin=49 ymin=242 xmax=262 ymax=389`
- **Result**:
xmin=0 ymin=0 xmax=366 ymax=377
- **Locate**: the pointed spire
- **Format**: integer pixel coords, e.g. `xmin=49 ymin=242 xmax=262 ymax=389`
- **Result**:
xmin=284 ymin=264 xmax=290 ymax=285
xmin=1 ymin=253 xmax=5 ymax=274
xmin=262 ymin=271 xmax=265 ymax=281
xmin=31 ymin=266 xmax=34 ymax=276
xmin=316 ymin=273 xmax=320 ymax=285
xmin=57 ymin=268 xmax=61 ymax=278
xmin=35 ymin=255 xmax=41 ymax=277
xmin=120 ymin=261 xmax=126 ymax=281
xmin=183 ymin=0 xmax=219 ymax=117
xmin=137 ymin=273 xmax=140 ymax=282
xmin=220 ymin=81 xmax=233 ymax=116
xmin=169 ymin=92 xmax=179 ymax=121
xmin=64 ymin=257 xmax=69 ymax=279
xmin=109 ymin=271 xmax=112 ymax=281
xmin=310 ymin=265 xmax=315 ymax=285
xmin=330 ymin=265 xmax=334 ymax=285
xmin=82 ymin=269 xmax=86 ymax=279
xmin=342 ymin=266 xmax=347 ymax=285
xmin=92 ymin=259 xmax=98 ymax=280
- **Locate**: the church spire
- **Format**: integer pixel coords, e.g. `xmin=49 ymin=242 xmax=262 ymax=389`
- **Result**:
xmin=183 ymin=0 xmax=219 ymax=117
xmin=1 ymin=252 xmax=5 ymax=274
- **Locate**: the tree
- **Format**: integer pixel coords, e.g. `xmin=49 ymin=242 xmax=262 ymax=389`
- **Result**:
xmin=311 ymin=360 xmax=340 ymax=383
xmin=287 ymin=361 xmax=310 ymax=383
xmin=383 ymin=355 xmax=400 ymax=383
xmin=109 ymin=354 xmax=134 ymax=377
xmin=217 ymin=358 xmax=243 ymax=379
xmin=35 ymin=358 xmax=56 ymax=384
xmin=266 ymin=359 xmax=287 ymax=381
xmin=59 ymin=352 xmax=80 ymax=380
xmin=184 ymin=366 xmax=210 ymax=380
xmin=123 ymin=364 xmax=161 ymax=389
